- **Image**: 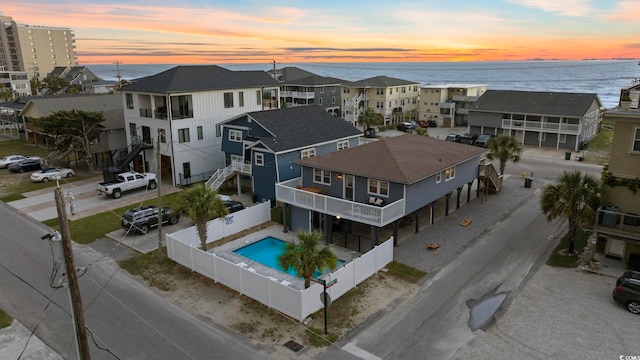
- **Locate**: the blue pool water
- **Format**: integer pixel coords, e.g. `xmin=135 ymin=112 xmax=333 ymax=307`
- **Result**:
xmin=233 ymin=236 xmax=343 ymax=278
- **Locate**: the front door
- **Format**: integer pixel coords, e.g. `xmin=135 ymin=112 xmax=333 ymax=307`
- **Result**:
xmin=344 ymin=174 xmax=354 ymax=201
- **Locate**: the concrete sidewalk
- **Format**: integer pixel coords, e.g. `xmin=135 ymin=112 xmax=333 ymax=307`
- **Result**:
xmin=0 ymin=320 xmax=62 ymax=360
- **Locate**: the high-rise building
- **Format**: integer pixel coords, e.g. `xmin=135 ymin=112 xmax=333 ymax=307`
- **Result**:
xmin=0 ymin=12 xmax=76 ymax=81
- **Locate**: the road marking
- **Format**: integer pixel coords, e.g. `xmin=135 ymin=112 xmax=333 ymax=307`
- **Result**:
xmin=342 ymin=342 xmax=382 ymax=360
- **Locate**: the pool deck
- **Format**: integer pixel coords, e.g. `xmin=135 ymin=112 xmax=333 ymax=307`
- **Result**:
xmin=210 ymin=225 xmax=361 ymax=290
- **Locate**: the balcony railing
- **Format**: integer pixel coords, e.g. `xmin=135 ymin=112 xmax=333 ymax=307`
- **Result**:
xmin=594 ymin=208 xmax=640 ymax=240
xmin=281 ymin=90 xmax=314 ymax=99
xmin=501 ymin=119 xmax=579 ymax=133
xmin=439 ymin=102 xmax=455 ymax=109
xmin=275 ymin=178 xmax=406 ymax=227
xmin=139 ymin=108 xmax=152 ymax=118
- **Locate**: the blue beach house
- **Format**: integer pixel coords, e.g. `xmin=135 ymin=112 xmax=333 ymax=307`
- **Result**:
xmin=209 ymin=105 xmax=362 ymax=202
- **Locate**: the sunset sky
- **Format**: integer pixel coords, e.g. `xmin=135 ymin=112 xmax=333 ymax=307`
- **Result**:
xmin=3 ymin=0 xmax=639 ymax=64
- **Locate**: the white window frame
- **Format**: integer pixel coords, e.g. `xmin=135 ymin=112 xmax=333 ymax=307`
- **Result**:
xmin=197 ymin=126 xmax=203 ymax=141
xmin=301 ymin=148 xmax=315 ymax=159
xmin=254 ymin=153 xmax=264 ymax=166
xmin=229 ymin=129 xmax=242 ymax=142
xmin=178 ymin=128 xmax=190 ymax=143
xmin=368 ymin=178 xmax=389 ymax=197
xmin=632 ymin=127 xmax=640 ymax=153
xmin=445 ymin=166 xmax=456 ymax=181
xmin=337 ymin=140 xmax=349 ymax=150
xmin=230 ymin=154 xmax=243 ymax=164
xmin=314 ymin=168 xmax=331 ymax=185
xmin=435 ymin=171 xmax=442 ymax=184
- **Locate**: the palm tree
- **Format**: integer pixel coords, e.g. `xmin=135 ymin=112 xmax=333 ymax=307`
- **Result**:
xmin=175 ymin=184 xmax=228 ymax=251
xmin=486 ymin=135 xmax=522 ymax=175
xmin=278 ymin=230 xmax=338 ymax=289
xmin=540 ymin=170 xmax=601 ymax=254
xmin=358 ymin=108 xmax=382 ymax=131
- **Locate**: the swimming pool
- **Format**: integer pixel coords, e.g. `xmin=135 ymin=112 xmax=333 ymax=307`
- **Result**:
xmin=233 ymin=236 xmax=343 ymax=278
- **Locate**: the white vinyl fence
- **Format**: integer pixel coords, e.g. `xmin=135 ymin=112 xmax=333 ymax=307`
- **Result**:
xmin=167 ymin=208 xmax=394 ymax=321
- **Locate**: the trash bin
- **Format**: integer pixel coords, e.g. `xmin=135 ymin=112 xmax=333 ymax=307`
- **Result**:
xmin=524 ymin=177 xmax=532 ymax=188
xmin=564 ymin=152 xmax=571 ymax=160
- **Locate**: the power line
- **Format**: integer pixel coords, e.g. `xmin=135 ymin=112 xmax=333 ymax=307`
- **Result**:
xmin=16 ymin=288 xmax=60 ymax=360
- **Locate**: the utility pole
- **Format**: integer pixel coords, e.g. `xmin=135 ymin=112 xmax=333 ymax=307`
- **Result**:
xmin=54 ymin=188 xmax=91 ymax=359
xmin=157 ymin=129 xmax=163 ymax=262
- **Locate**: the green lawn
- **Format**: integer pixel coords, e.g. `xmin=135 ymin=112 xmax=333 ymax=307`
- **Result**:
xmin=0 ymin=308 xmax=12 ymax=329
xmin=546 ymin=228 xmax=591 ymax=268
xmin=43 ymin=192 xmax=184 ymax=244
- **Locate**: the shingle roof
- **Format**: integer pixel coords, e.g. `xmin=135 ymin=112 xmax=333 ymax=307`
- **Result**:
xmin=20 ymin=94 xmax=123 ymax=118
xmin=344 ymin=75 xmax=419 ymax=88
xmin=243 ymin=106 xmax=362 ymax=153
xmin=278 ymin=67 xmax=345 ymax=86
xmin=472 ymin=90 xmax=601 ymax=117
xmin=122 ymin=65 xmax=280 ymax=93
xmin=295 ymin=134 xmax=485 ymax=184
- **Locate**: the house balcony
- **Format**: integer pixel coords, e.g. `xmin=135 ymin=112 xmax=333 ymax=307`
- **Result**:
xmin=439 ymin=102 xmax=456 ymax=109
xmin=501 ymin=119 xmax=579 ymax=134
xmin=452 ymin=95 xmax=480 ymax=102
xmin=139 ymin=108 xmax=152 ymax=118
xmin=594 ymin=208 xmax=640 ymax=242
xmin=456 ymin=108 xmax=470 ymax=115
xmin=275 ymin=177 xmax=406 ymax=227
xmin=281 ymin=90 xmax=314 ymax=99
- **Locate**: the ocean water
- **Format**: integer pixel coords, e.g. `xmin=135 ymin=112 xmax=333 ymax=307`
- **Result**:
xmin=87 ymin=60 xmax=640 ymax=109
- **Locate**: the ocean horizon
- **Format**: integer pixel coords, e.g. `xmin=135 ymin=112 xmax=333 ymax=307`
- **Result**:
xmin=87 ymin=60 xmax=640 ymax=109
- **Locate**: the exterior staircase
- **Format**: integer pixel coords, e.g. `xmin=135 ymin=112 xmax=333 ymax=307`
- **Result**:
xmin=478 ymin=158 xmax=503 ymax=193
xmin=116 ymin=137 xmax=152 ymax=169
xmin=206 ymin=161 xmax=251 ymax=191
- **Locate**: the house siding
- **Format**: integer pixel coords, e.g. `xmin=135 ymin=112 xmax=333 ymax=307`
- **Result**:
xmin=251 ymin=149 xmax=277 ymax=202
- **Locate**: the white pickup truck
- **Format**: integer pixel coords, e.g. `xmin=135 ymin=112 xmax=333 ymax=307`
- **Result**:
xmin=97 ymin=171 xmax=157 ymax=199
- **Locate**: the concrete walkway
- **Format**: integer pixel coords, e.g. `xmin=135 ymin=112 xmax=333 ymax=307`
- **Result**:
xmin=0 ymin=320 xmax=62 ymax=360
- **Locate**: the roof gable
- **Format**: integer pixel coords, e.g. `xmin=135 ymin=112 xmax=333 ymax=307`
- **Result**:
xmin=295 ymin=134 xmax=485 ymax=184
xmin=345 ymin=76 xmax=419 ymax=88
xmin=472 ymin=90 xmax=601 ymax=117
xmin=122 ymin=65 xmax=280 ymax=93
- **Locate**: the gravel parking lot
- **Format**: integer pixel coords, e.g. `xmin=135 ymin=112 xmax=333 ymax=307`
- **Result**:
xmin=453 ymin=266 xmax=640 ymax=360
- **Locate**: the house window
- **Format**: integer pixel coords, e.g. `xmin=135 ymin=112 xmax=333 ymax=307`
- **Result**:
xmin=319 ymin=98 xmax=323 ymax=105
xmin=320 ymin=87 xmax=324 ymax=93
xmin=216 ymin=124 xmax=221 ymax=137
xmin=301 ymin=148 xmax=315 ymax=159
xmin=255 ymin=153 xmax=264 ymax=166
xmin=176 ymin=95 xmax=193 ymax=118
xmin=332 ymin=86 xmax=336 ymax=92
xmin=197 ymin=126 xmax=203 ymax=140
xmin=314 ymin=168 xmax=331 ymax=185
xmin=559 ymin=134 xmax=567 ymax=144
xmin=230 ymin=154 xmax=243 ymax=164
xmin=445 ymin=166 xmax=456 ymax=181
xmin=224 ymin=92 xmax=234 ymax=108
xmin=337 ymin=140 xmax=349 ymax=150
xmin=125 ymin=93 xmax=133 ymax=109
xmin=129 ymin=123 xmax=137 ymax=137
xmin=368 ymin=179 xmax=389 ymax=197
xmin=239 ymin=91 xmax=244 ymax=107
xmin=332 ymin=96 xmax=336 ymax=104
xmin=435 ymin=172 xmax=442 ymax=184
xmin=159 ymin=129 xmax=166 ymax=143
xmin=256 ymin=90 xmax=261 ymax=105
xmin=633 ymin=127 xmax=640 ymax=152
xmin=178 ymin=128 xmax=190 ymax=143
xmin=229 ymin=129 xmax=242 ymax=142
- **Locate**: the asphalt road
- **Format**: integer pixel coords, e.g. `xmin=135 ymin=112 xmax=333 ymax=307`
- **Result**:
xmin=0 ymin=201 xmax=266 ymax=360
xmin=337 ymin=186 xmax=563 ymax=360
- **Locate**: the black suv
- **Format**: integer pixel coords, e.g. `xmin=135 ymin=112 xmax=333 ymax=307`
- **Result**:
xmin=121 ymin=206 xmax=179 ymax=234
xmin=224 ymin=200 xmax=245 ymax=213
xmin=613 ymin=271 xmax=640 ymax=314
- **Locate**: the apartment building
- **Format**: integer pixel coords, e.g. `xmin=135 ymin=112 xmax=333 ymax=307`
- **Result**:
xmin=341 ymin=76 xmax=420 ymax=127
xmin=273 ymin=66 xmax=345 ymax=117
xmin=0 ymin=13 xmax=76 ymax=81
xmin=594 ymin=85 xmax=640 ymax=269
xmin=419 ymin=84 xmax=486 ymax=128
xmin=0 ymin=69 xmax=31 ymax=98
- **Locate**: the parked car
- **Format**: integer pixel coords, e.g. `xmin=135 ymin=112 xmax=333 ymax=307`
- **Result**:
xmin=396 ymin=122 xmax=416 ymax=132
xmin=445 ymin=134 xmax=462 ymax=142
xmin=613 ymin=271 xmax=640 ymax=314
xmin=121 ymin=206 xmax=179 ymax=234
xmin=224 ymin=200 xmax=245 ymax=214
xmin=364 ymin=127 xmax=376 ymax=138
xmin=0 ymin=155 xmax=31 ymax=168
xmin=427 ymin=120 xmax=438 ymax=128
xmin=8 ymin=158 xmax=44 ymax=173
xmin=474 ymin=134 xmax=493 ymax=147
xmin=30 ymin=167 xmax=75 ymax=182
xmin=460 ymin=133 xmax=478 ymax=145
xmin=416 ymin=120 xmax=429 ymax=128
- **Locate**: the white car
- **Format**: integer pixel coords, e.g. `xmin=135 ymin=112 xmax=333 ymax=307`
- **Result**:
xmin=30 ymin=167 xmax=75 ymax=182
xmin=0 ymin=155 xmax=29 ymax=168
